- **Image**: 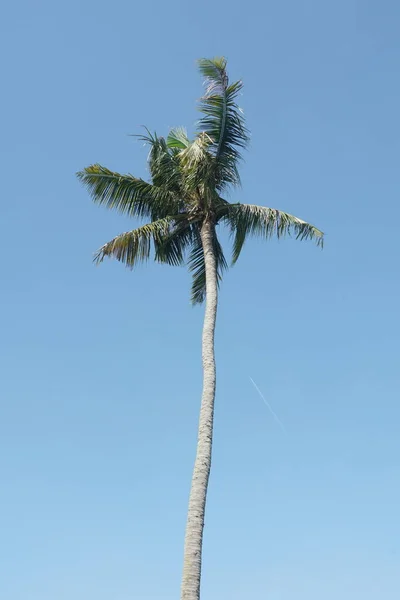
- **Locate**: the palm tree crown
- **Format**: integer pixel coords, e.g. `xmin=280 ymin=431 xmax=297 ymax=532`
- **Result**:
xmin=77 ymin=57 xmax=323 ymax=303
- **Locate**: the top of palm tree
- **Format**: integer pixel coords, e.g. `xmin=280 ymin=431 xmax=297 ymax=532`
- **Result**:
xmin=77 ymin=57 xmax=323 ymax=304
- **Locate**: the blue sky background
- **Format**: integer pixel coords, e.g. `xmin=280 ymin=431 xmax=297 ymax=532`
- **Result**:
xmin=1 ymin=1 xmax=399 ymax=598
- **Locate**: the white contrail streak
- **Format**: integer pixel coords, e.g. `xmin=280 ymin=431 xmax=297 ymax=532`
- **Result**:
xmin=249 ymin=376 xmax=286 ymax=434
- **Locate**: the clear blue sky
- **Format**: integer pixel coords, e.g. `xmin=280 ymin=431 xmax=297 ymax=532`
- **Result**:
xmin=1 ymin=1 xmax=399 ymax=598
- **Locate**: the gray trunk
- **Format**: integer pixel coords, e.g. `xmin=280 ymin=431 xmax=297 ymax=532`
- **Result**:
xmin=180 ymin=219 xmax=218 ymax=600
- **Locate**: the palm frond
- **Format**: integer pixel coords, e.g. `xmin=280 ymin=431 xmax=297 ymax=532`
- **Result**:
xmin=167 ymin=127 xmax=191 ymax=149
xmin=189 ymin=228 xmax=228 ymax=305
xmin=223 ymin=203 xmax=324 ymax=264
xmin=197 ymin=58 xmax=249 ymax=189
xmin=94 ymin=217 xmax=174 ymax=267
xmin=155 ymin=219 xmax=200 ymax=266
xmin=178 ymin=133 xmax=216 ymax=194
xmin=136 ymin=128 xmax=184 ymax=193
xmin=135 ymin=126 xmax=157 ymax=145
xmin=179 ymin=133 xmax=212 ymax=168
xmin=77 ymin=164 xmax=181 ymax=219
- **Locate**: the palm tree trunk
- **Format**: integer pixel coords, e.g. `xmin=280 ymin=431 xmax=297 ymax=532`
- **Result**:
xmin=181 ymin=218 xmax=218 ymax=600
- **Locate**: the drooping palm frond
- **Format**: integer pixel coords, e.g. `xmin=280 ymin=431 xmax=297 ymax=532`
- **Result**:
xmin=77 ymin=164 xmax=181 ymax=220
xmin=197 ymin=57 xmax=249 ymax=189
xmin=222 ymin=203 xmax=324 ymax=264
xmin=94 ymin=217 xmax=175 ymax=267
xmin=155 ymin=218 xmax=200 ymax=267
xmin=189 ymin=228 xmax=228 ymax=304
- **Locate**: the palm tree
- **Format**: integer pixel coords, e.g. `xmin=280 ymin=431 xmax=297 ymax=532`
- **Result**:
xmin=77 ymin=57 xmax=323 ymax=600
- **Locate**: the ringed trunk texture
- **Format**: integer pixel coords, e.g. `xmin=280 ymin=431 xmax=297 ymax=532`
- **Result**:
xmin=180 ymin=219 xmax=218 ymax=600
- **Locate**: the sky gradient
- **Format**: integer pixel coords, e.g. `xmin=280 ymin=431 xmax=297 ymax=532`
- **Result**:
xmin=1 ymin=1 xmax=399 ymax=598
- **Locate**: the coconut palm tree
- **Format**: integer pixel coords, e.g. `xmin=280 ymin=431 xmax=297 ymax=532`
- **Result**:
xmin=77 ymin=57 xmax=323 ymax=600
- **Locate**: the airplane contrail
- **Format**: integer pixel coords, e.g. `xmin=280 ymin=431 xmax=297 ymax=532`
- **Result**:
xmin=249 ymin=376 xmax=286 ymax=434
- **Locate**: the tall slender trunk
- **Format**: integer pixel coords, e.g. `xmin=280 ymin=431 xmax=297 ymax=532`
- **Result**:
xmin=181 ymin=219 xmax=218 ymax=600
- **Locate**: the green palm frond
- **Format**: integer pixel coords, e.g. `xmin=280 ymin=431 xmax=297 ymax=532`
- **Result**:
xmin=223 ymin=203 xmax=324 ymax=264
xmin=155 ymin=219 xmax=200 ymax=267
xmin=94 ymin=217 xmax=174 ymax=267
xmin=189 ymin=229 xmax=228 ymax=305
xmin=77 ymin=164 xmax=181 ymax=219
xmin=167 ymin=127 xmax=191 ymax=149
xmin=137 ymin=129 xmax=183 ymax=192
xmin=197 ymin=57 xmax=249 ymax=189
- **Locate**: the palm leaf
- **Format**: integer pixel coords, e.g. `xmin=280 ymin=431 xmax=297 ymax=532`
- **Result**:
xmin=178 ymin=133 xmax=215 ymax=194
xmin=137 ymin=129 xmax=184 ymax=193
xmin=167 ymin=127 xmax=191 ymax=149
xmin=223 ymin=203 xmax=324 ymax=263
xmin=77 ymin=164 xmax=181 ymax=219
xmin=197 ymin=58 xmax=249 ymax=189
xmin=155 ymin=218 xmax=199 ymax=267
xmin=94 ymin=217 xmax=174 ymax=267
